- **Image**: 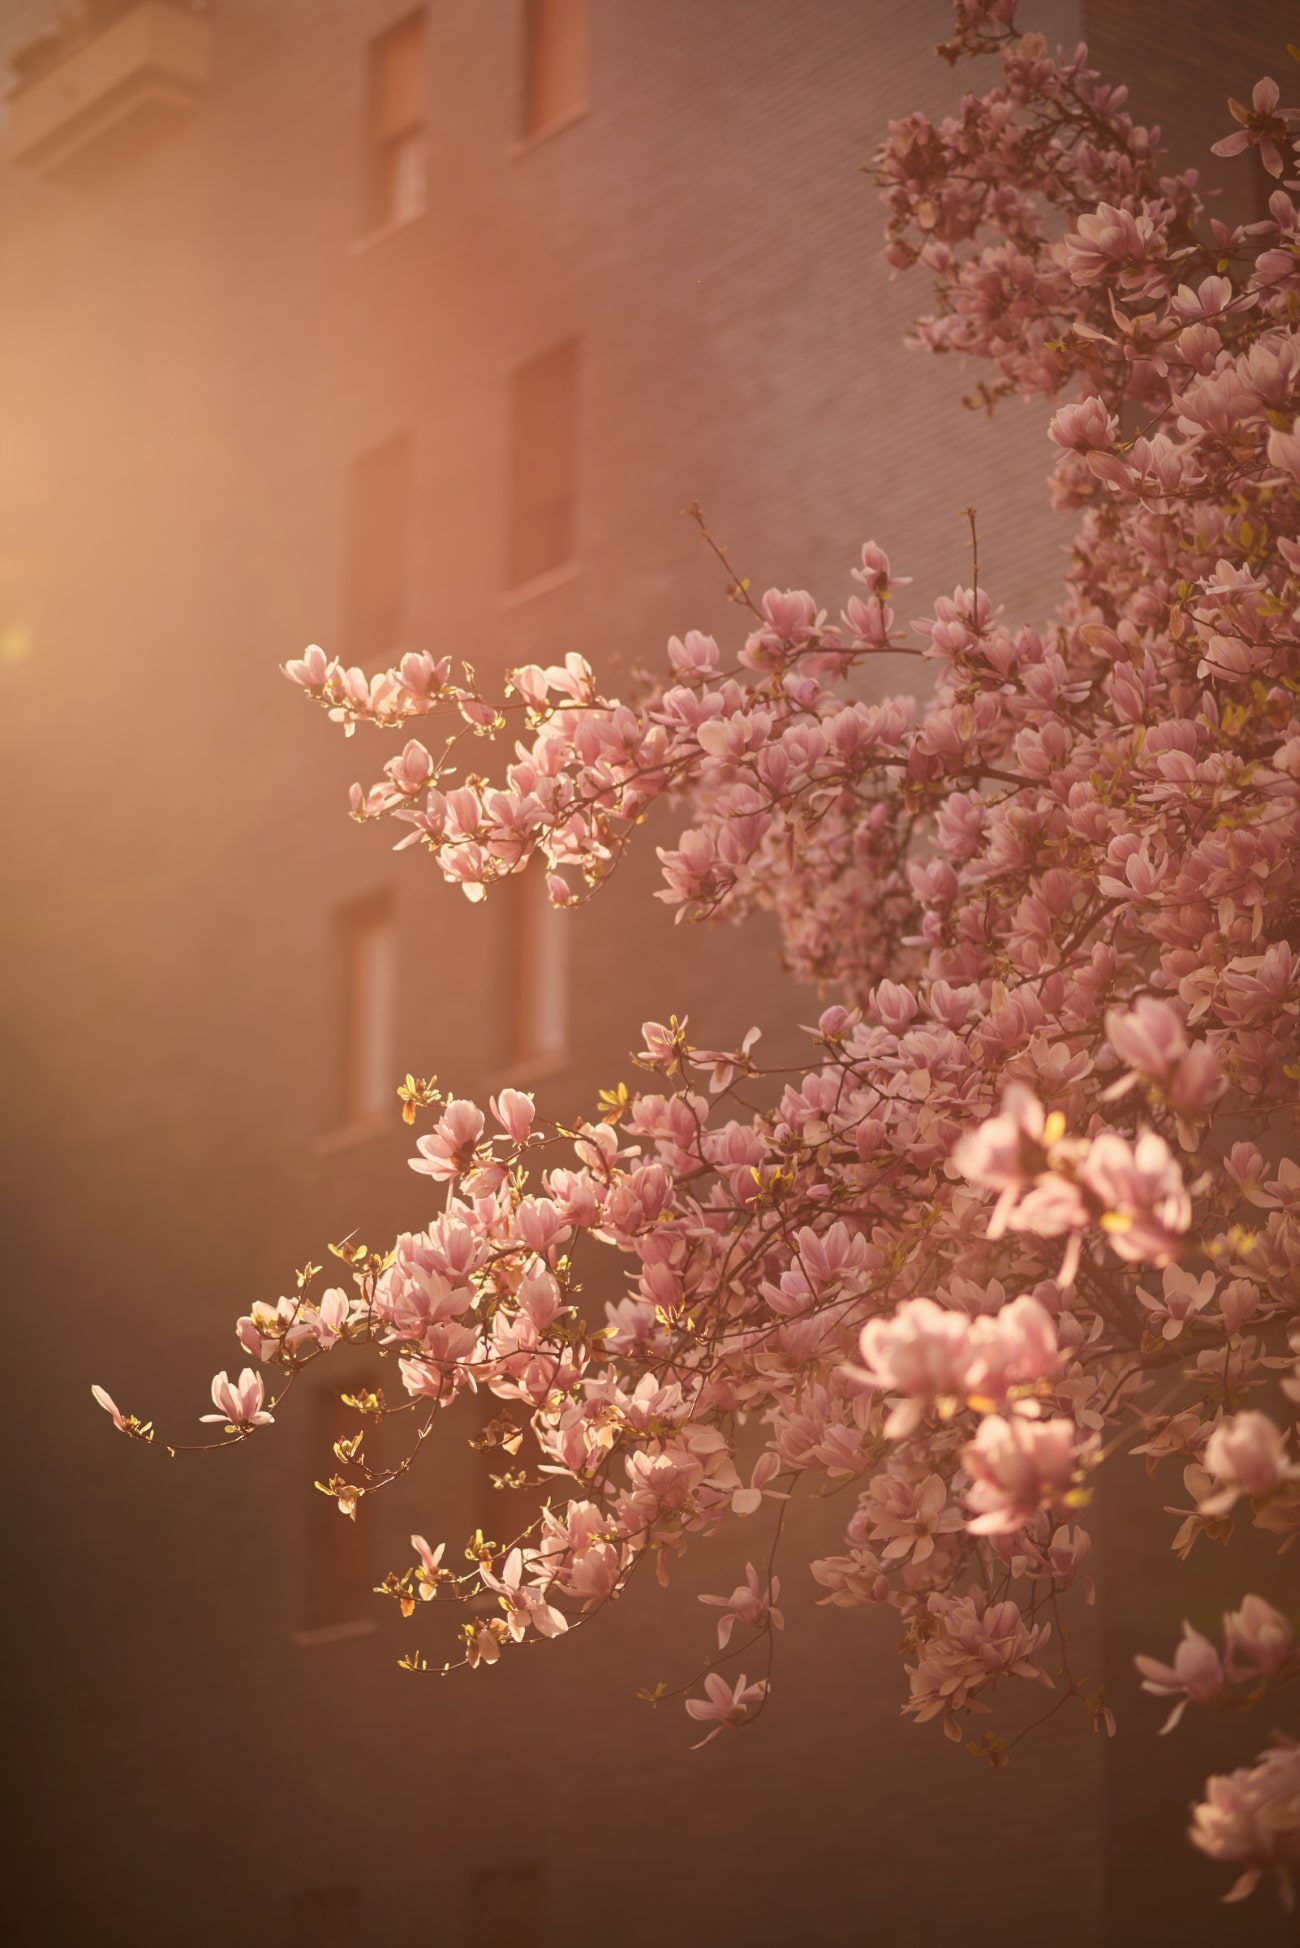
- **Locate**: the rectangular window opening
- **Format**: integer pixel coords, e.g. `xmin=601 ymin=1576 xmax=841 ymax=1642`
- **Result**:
xmin=470 ymin=1862 xmax=544 ymax=1948
xmin=344 ymin=433 xmax=411 ymax=669
xmin=480 ymin=1422 xmax=547 ymax=1564
xmin=504 ymin=866 xmax=567 ymax=1071
xmin=520 ymin=0 xmax=588 ymax=140
xmin=506 ymin=338 xmax=580 ymax=591
xmin=300 ymin=1386 xmax=374 ymax=1636
xmin=336 ymin=891 xmax=397 ymax=1131
xmin=366 ymin=10 xmax=428 ymax=230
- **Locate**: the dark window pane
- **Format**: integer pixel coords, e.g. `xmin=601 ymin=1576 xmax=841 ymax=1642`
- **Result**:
xmin=303 ymin=1387 xmax=372 ymax=1630
xmin=470 ymin=1863 xmax=543 ymax=1948
xmin=501 ymin=865 xmax=566 ymax=1066
xmin=366 ymin=11 xmax=428 ymax=227
xmin=291 ymin=1886 xmax=361 ymax=1948
xmin=344 ymin=435 xmax=410 ymax=667
xmin=521 ymin=0 xmax=588 ymax=139
xmin=335 ymin=889 xmax=396 ymax=1128
xmin=506 ymin=339 xmax=579 ymax=588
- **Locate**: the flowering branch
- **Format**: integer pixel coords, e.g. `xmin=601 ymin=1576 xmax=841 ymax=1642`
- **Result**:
xmin=94 ymin=0 xmax=1300 ymax=1915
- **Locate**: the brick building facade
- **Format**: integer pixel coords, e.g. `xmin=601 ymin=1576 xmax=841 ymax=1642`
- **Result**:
xmin=2 ymin=3 xmax=1294 ymax=1944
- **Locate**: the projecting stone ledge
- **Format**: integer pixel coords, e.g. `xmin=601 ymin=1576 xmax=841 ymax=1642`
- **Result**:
xmin=5 ymin=4 xmax=213 ymax=185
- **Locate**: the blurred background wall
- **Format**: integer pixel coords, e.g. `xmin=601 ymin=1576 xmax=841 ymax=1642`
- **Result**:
xmin=1 ymin=3 xmax=1294 ymax=1944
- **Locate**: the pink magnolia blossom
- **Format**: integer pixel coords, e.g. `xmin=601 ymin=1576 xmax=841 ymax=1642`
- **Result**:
xmin=199 ymin=1369 xmax=273 ymax=1429
xmin=1189 ymin=1738 xmax=1300 ymax=1910
xmin=410 ymin=1535 xmax=446 ymax=1600
xmin=849 ymin=1285 xmax=1052 ymax=1425
xmin=693 ymin=1026 xmax=762 ymax=1093
xmin=1137 ymin=1266 xmax=1216 ymax=1342
xmin=464 ymin=1621 xmax=506 ymax=1669
xmin=684 ymin=1672 xmax=769 ymax=1748
xmin=1047 ymin=1524 xmax=1094 ymax=1603
xmin=951 ymin=1084 xmax=1051 ymax=1231
xmin=536 ymin=1501 xmax=625 ymax=1606
xmin=849 ymin=1297 xmax=977 ymax=1435
xmin=1079 ymin=1130 xmax=1191 ymax=1265
xmin=964 ymin=1294 xmax=1060 ymax=1404
xmin=1166 ymin=1464 xmax=1234 ymax=1561
xmin=1219 ymin=1278 xmax=1260 ymax=1336
xmin=810 ymin=1546 xmax=891 ymax=1609
xmin=905 ymin=1592 xmax=1052 ymax=1735
xmin=1267 ymin=416 xmax=1300 ymax=486
xmin=1134 ymin=1621 xmax=1226 ymax=1732
xmin=962 ymin=1416 xmax=1078 ymax=1535
xmin=699 ymin=1564 xmax=784 ymax=1649
xmin=90 ymin=1385 xmax=128 ymax=1431
xmin=1284 ymin=1324 xmax=1300 ymax=1407
xmin=1048 ymin=396 xmax=1117 ymax=451
xmin=480 ymin=1547 xmax=569 ymax=1642
xmin=1210 ymin=78 xmax=1297 ymax=179
xmin=859 ymin=1470 xmax=964 ymax=1564
xmin=1059 ymin=202 xmax=1159 ymax=286
xmin=1200 ymin=1413 xmax=1300 ymax=1516
xmin=1107 ymin=997 xmax=1223 ymax=1122
xmin=1223 ymin=1594 xmax=1294 ymax=1682
xmin=410 ymin=1099 xmax=486 ymax=1181
xmin=1104 ymin=997 xmax=1187 ymax=1084
xmin=731 ymin=1450 xmax=781 ymax=1517
xmin=489 ymin=1089 xmax=536 ymax=1144
xmin=667 ymin=630 xmax=720 ymax=676
xmin=283 ymin=642 xmax=329 ymax=689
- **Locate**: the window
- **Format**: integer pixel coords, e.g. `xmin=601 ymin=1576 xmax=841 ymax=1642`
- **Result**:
xmin=344 ymin=434 xmax=410 ymax=668
xmin=336 ymin=891 xmax=397 ymax=1129
xmin=505 ymin=338 xmax=580 ymax=590
xmin=520 ymin=0 xmax=588 ymax=140
xmin=480 ymin=1416 xmax=547 ymax=1571
xmin=366 ymin=11 xmax=428 ymax=230
xmin=470 ymin=1864 xmax=543 ymax=1948
xmin=503 ymin=866 xmax=567 ymax=1070
xmin=298 ymin=1386 xmax=373 ymax=1639
xmin=291 ymin=1886 xmax=361 ymax=1947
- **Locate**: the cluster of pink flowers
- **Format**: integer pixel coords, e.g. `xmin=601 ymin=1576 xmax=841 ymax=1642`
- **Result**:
xmin=1135 ymin=1595 xmax=1296 ymax=1733
xmin=96 ymin=0 xmax=1299 ymax=1914
xmin=904 ymin=1590 xmax=1054 ymax=1740
xmin=1189 ymin=1738 xmax=1300 ymax=1913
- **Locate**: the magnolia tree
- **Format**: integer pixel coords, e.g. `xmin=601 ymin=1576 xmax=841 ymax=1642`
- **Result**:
xmin=96 ymin=0 xmax=1300 ymax=1911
